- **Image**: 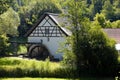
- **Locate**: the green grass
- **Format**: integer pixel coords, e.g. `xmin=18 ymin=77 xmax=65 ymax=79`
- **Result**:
xmin=0 ymin=78 xmax=67 ymax=80
xmin=0 ymin=77 xmax=115 ymax=80
xmin=0 ymin=57 xmax=117 ymax=79
xmin=0 ymin=57 xmax=63 ymax=78
xmin=0 ymin=57 xmax=61 ymax=73
xmin=0 ymin=57 xmax=75 ymax=78
xmin=0 ymin=57 xmax=60 ymax=68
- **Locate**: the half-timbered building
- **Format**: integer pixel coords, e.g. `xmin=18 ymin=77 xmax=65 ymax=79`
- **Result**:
xmin=25 ymin=13 xmax=71 ymax=60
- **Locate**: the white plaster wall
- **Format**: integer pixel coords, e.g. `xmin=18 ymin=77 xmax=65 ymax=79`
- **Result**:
xmin=28 ymin=37 xmax=65 ymax=60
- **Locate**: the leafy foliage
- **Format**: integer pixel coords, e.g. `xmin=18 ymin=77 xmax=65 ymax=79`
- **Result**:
xmin=1 ymin=0 xmax=120 ymax=37
xmin=0 ymin=0 xmax=15 ymax=14
xmin=0 ymin=0 xmax=62 ymax=56
xmin=0 ymin=0 xmax=119 ymax=78
xmin=94 ymin=13 xmax=106 ymax=28
xmin=0 ymin=34 xmax=9 ymax=56
xmin=86 ymin=24 xmax=118 ymax=76
xmin=111 ymin=20 xmax=120 ymax=28
xmin=62 ymin=0 xmax=119 ymax=77
xmin=17 ymin=0 xmax=62 ymax=36
xmin=102 ymin=0 xmax=115 ymax=21
xmin=0 ymin=8 xmax=20 ymax=35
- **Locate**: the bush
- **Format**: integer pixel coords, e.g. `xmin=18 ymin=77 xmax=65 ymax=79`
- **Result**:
xmin=0 ymin=34 xmax=9 ymax=56
xmin=86 ymin=26 xmax=118 ymax=77
xmin=62 ymin=20 xmax=119 ymax=77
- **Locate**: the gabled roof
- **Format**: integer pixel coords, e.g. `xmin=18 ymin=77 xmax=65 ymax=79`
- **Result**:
xmin=104 ymin=28 xmax=120 ymax=43
xmin=24 ymin=13 xmax=120 ymax=43
xmin=24 ymin=13 xmax=72 ymax=37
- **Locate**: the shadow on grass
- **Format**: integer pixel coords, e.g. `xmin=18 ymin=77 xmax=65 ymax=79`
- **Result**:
xmin=78 ymin=77 xmax=115 ymax=80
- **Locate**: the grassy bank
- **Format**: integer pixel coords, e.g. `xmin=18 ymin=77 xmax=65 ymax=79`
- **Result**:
xmin=0 ymin=78 xmax=67 ymax=80
xmin=0 ymin=57 xmax=118 ymax=79
xmin=0 ymin=77 xmax=115 ymax=80
xmin=0 ymin=57 xmax=74 ymax=78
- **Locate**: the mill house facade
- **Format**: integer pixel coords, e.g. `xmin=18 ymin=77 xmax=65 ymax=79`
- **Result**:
xmin=24 ymin=13 xmax=71 ymax=60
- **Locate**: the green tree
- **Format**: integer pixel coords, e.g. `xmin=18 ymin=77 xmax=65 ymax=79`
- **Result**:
xmin=0 ymin=0 xmax=17 ymax=14
xmin=114 ymin=0 xmax=120 ymax=20
xmin=88 ymin=4 xmax=95 ymax=20
xmin=94 ymin=13 xmax=106 ymax=28
xmin=62 ymin=0 xmax=118 ymax=77
xmin=112 ymin=20 xmax=120 ymax=28
xmin=86 ymin=0 xmax=92 ymax=5
xmin=87 ymin=0 xmax=104 ymax=20
xmin=102 ymin=0 xmax=115 ymax=21
xmin=114 ymin=0 xmax=120 ymax=8
xmin=30 ymin=0 xmax=62 ymax=22
xmin=110 ymin=0 xmax=114 ymax=4
xmin=0 ymin=34 xmax=9 ymax=56
xmin=92 ymin=0 xmax=103 ymax=14
xmin=18 ymin=0 xmax=62 ymax=36
xmin=62 ymin=0 xmax=91 ymax=77
xmin=0 ymin=8 xmax=20 ymax=36
xmin=0 ymin=0 xmax=11 ymax=14
xmin=93 ymin=13 xmax=113 ymax=28
xmin=86 ymin=22 xmax=118 ymax=76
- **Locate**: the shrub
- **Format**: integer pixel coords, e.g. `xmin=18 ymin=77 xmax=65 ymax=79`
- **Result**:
xmin=62 ymin=20 xmax=118 ymax=77
xmin=0 ymin=34 xmax=9 ymax=56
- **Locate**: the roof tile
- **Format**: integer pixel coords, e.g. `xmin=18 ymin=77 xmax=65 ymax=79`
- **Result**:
xmin=104 ymin=29 xmax=120 ymax=43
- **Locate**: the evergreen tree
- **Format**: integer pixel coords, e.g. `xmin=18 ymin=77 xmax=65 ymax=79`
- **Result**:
xmin=86 ymin=0 xmax=92 ymax=4
xmin=114 ymin=0 xmax=120 ymax=20
xmin=102 ymin=0 xmax=115 ymax=21
xmin=110 ymin=0 xmax=114 ymax=4
xmin=92 ymin=0 xmax=103 ymax=14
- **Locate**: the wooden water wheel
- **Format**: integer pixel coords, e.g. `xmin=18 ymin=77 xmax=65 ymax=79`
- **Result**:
xmin=28 ymin=45 xmax=50 ymax=60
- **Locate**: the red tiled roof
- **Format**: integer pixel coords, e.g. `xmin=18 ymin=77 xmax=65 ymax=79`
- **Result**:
xmin=104 ymin=29 xmax=120 ymax=43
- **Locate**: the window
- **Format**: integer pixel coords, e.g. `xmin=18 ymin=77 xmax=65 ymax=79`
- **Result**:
xmin=45 ymin=28 xmax=49 ymax=35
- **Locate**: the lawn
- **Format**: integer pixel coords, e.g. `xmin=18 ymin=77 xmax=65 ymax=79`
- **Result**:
xmin=0 ymin=78 xmax=67 ymax=80
xmin=0 ymin=57 xmax=117 ymax=80
xmin=0 ymin=57 xmax=63 ymax=78
xmin=0 ymin=77 xmax=115 ymax=80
